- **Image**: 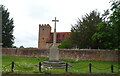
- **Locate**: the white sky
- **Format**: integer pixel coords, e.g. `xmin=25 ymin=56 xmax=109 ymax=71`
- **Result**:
xmin=1 ymin=0 xmax=111 ymax=48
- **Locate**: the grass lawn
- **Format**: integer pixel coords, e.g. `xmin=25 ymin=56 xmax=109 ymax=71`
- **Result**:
xmin=2 ymin=56 xmax=119 ymax=74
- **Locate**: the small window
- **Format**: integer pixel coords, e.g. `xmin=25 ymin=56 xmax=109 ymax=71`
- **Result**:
xmin=63 ymin=34 xmax=64 ymax=37
xmin=42 ymin=28 xmax=44 ymax=30
xmin=42 ymin=38 xmax=44 ymax=40
xmin=57 ymin=34 xmax=59 ymax=38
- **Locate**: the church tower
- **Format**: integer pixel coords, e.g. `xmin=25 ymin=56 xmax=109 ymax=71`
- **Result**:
xmin=38 ymin=24 xmax=51 ymax=49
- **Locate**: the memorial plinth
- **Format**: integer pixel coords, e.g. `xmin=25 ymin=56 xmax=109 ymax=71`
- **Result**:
xmin=49 ymin=45 xmax=59 ymax=61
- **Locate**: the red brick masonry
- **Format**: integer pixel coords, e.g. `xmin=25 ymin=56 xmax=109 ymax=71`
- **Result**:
xmin=38 ymin=24 xmax=70 ymax=49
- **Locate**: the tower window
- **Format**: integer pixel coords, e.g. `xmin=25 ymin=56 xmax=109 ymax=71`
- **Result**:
xmin=57 ymin=34 xmax=59 ymax=38
xmin=42 ymin=28 xmax=44 ymax=30
xmin=42 ymin=38 xmax=44 ymax=40
xmin=63 ymin=34 xmax=64 ymax=37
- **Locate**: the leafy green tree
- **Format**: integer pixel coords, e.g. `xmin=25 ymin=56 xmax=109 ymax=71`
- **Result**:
xmin=70 ymin=10 xmax=102 ymax=49
xmin=19 ymin=46 xmax=24 ymax=48
xmin=58 ymin=40 xmax=72 ymax=49
xmin=92 ymin=22 xmax=113 ymax=49
xmin=1 ymin=5 xmax=15 ymax=48
xmin=12 ymin=45 xmax=17 ymax=48
xmin=92 ymin=0 xmax=120 ymax=50
xmin=110 ymin=0 xmax=120 ymax=49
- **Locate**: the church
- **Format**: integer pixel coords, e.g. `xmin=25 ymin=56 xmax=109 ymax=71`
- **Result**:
xmin=38 ymin=24 xmax=70 ymax=49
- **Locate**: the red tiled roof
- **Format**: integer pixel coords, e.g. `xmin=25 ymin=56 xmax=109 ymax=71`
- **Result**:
xmin=46 ymin=32 xmax=70 ymax=43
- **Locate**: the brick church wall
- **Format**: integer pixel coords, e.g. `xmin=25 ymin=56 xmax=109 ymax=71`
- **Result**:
xmin=2 ymin=48 xmax=119 ymax=62
xmin=38 ymin=24 xmax=70 ymax=49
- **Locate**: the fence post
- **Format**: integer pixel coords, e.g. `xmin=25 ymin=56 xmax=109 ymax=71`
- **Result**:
xmin=11 ymin=61 xmax=14 ymax=72
xmin=66 ymin=63 xmax=68 ymax=72
xmin=111 ymin=65 xmax=114 ymax=73
xmin=39 ymin=62 xmax=42 ymax=72
xmin=89 ymin=63 xmax=92 ymax=73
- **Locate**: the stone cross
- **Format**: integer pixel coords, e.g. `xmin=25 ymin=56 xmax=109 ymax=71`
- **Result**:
xmin=49 ymin=17 xmax=59 ymax=61
xmin=52 ymin=17 xmax=59 ymax=46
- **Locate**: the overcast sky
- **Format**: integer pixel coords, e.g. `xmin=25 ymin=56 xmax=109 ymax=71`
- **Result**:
xmin=1 ymin=0 xmax=111 ymax=48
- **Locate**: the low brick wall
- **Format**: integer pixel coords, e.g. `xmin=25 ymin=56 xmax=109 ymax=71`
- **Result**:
xmin=59 ymin=49 xmax=119 ymax=61
xmin=2 ymin=48 xmax=119 ymax=61
xmin=2 ymin=48 xmax=49 ymax=57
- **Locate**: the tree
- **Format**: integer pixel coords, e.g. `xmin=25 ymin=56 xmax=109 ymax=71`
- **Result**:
xmin=58 ymin=40 xmax=72 ymax=49
xmin=92 ymin=0 xmax=120 ymax=50
xmin=92 ymin=22 xmax=113 ymax=49
xmin=1 ymin=5 xmax=15 ymax=48
xmin=70 ymin=10 xmax=102 ymax=49
xmin=19 ymin=46 xmax=24 ymax=48
xmin=110 ymin=0 xmax=120 ymax=49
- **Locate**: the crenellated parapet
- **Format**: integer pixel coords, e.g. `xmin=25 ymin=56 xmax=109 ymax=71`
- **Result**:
xmin=39 ymin=24 xmax=50 ymax=27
